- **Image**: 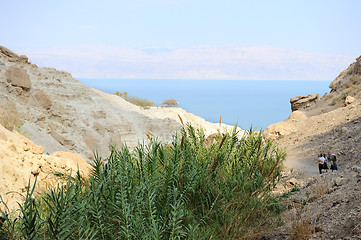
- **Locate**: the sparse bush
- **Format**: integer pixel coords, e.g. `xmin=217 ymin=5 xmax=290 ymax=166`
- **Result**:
xmin=161 ymin=98 xmax=178 ymax=107
xmin=332 ymin=88 xmax=351 ymax=105
xmin=114 ymin=91 xmax=154 ymax=107
xmin=0 ymin=102 xmax=24 ymax=131
xmin=290 ymin=208 xmax=315 ymax=240
xmin=307 ymin=181 xmax=329 ymax=202
xmin=0 ymin=124 xmax=285 ymax=239
xmin=114 ymin=91 xmax=128 ymax=100
xmin=127 ymin=96 xmax=155 ymax=107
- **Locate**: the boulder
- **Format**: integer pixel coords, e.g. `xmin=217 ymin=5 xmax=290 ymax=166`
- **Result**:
xmin=37 ymin=114 xmax=46 ymax=122
xmin=5 ymin=66 xmax=31 ymax=90
xmin=285 ymin=177 xmax=300 ymax=188
xmin=263 ymin=121 xmax=295 ymax=140
xmin=344 ymin=96 xmax=355 ymax=106
xmin=290 ymin=94 xmax=318 ymax=111
xmin=19 ymin=55 xmax=29 ymax=63
xmin=34 ymin=89 xmax=52 ymax=110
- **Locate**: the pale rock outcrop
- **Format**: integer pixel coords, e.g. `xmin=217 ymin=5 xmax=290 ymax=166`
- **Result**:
xmin=20 ymin=55 xmax=29 ymax=63
xmin=0 ymin=123 xmax=89 ymax=209
xmin=5 ymin=66 xmax=32 ymax=90
xmin=262 ymin=121 xmax=296 ymax=140
xmin=290 ymin=94 xmax=318 ymax=111
xmin=330 ymin=55 xmax=361 ymax=93
xmin=0 ymin=46 xmax=19 ymax=59
xmin=344 ymin=95 xmax=355 ymax=106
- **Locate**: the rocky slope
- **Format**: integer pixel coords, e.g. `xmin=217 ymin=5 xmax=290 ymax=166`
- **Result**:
xmin=0 ymin=46 xmax=240 ymax=161
xmin=261 ymin=56 xmax=361 ymax=239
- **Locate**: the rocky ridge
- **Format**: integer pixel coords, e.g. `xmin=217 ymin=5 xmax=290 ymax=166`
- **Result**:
xmin=261 ymin=56 xmax=361 ymax=239
xmin=0 ymin=46 xmax=240 ymax=161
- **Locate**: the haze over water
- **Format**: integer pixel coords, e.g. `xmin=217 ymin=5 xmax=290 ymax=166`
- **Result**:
xmin=79 ymin=79 xmax=330 ymax=130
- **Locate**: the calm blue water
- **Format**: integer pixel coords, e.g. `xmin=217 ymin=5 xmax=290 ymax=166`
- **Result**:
xmin=77 ymin=79 xmax=330 ymax=130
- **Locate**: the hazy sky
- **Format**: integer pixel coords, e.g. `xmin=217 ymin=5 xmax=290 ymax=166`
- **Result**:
xmin=1 ymin=0 xmax=360 ymax=80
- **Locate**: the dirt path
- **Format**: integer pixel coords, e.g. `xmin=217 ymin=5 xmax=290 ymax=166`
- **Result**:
xmin=283 ymin=150 xmax=319 ymax=176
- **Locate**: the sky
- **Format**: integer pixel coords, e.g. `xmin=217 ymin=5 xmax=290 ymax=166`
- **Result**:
xmin=1 ymin=0 xmax=360 ymax=80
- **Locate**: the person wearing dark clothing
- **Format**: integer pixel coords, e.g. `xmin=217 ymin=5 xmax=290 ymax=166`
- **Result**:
xmin=318 ymin=154 xmax=325 ymax=174
xmin=330 ymin=154 xmax=338 ymax=172
xmin=323 ymin=154 xmax=328 ymax=172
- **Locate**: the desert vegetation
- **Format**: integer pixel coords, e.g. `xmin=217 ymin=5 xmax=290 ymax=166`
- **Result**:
xmin=332 ymin=88 xmax=351 ymax=105
xmin=0 ymin=124 xmax=285 ymax=239
xmin=115 ymin=91 xmax=155 ymax=108
xmin=161 ymin=99 xmax=179 ymax=107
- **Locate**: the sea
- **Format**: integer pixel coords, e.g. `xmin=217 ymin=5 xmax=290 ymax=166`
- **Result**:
xmin=77 ymin=79 xmax=330 ymax=130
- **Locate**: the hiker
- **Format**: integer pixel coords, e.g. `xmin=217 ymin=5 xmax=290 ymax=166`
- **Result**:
xmin=318 ymin=154 xmax=325 ymax=174
xmin=323 ymin=153 xmax=329 ymax=172
xmin=330 ymin=153 xmax=338 ymax=172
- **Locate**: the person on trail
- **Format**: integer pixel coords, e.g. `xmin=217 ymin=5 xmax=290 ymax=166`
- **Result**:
xmin=330 ymin=153 xmax=338 ymax=172
xmin=323 ymin=153 xmax=329 ymax=172
xmin=318 ymin=154 xmax=325 ymax=174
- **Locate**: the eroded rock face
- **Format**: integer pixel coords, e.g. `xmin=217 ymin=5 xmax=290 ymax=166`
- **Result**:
xmin=0 ymin=46 xmax=19 ymax=59
xmin=290 ymin=94 xmax=318 ymax=111
xmin=5 ymin=66 xmax=31 ymax=90
xmin=330 ymin=55 xmax=361 ymax=93
xmin=350 ymin=55 xmax=361 ymax=75
xmin=33 ymin=89 xmax=52 ymax=110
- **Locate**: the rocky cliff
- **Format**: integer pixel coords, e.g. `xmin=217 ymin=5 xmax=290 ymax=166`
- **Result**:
xmin=262 ymin=56 xmax=361 ymax=239
xmin=0 ymin=46 xmax=239 ymax=161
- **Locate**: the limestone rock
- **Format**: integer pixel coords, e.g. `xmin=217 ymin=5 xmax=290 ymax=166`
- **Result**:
xmin=51 ymin=151 xmax=89 ymax=175
xmin=37 ymin=114 xmax=46 ymax=122
xmin=34 ymin=89 xmax=52 ymax=110
xmin=19 ymin=55 xmax=29 ymax=63
xmin=263 ymin=121 xmax=295 ymax=140
xmin=5 ymin=66 xmax=31 ymax=90
xmin=290 ymin=94 xmax=318 ymax=111
xmin=0 ymin=46 xmax=19 ymax=59
xmin=344 ymin=96 xmax=355 ymax=106
xmin=285 ymin=177 xmax=299 ymax=188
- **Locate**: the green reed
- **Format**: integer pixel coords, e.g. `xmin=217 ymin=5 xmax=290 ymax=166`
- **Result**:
xmin=0 ymin=124 xmax=285 ymax=239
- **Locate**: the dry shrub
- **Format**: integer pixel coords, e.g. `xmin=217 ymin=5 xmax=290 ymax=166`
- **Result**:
xmin=307 ymin=181 xmax=329 ymax=202
xmin=290 ymin=207 xmax=316 ymax=240
xmin=0 ymin=102 xmax=23 ymax=131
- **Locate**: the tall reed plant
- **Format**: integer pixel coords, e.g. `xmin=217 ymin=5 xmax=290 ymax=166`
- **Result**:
xmin=0 ymin=124 xmax=285 ymax=239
